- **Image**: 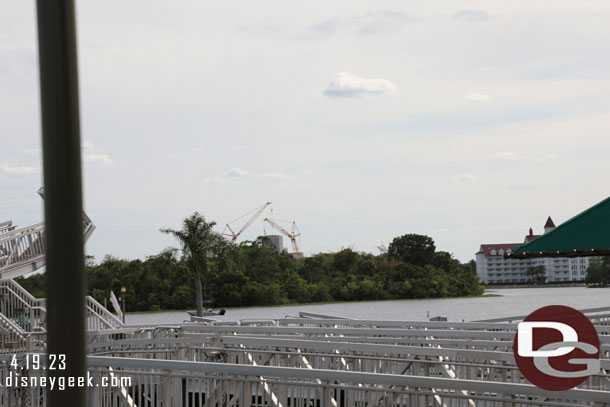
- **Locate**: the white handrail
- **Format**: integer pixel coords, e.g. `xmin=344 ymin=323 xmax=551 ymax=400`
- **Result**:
xmin=86 ymin=296 xmax=124 ymax=329
xmin=1 ymin=204 xmax=95 ymax=279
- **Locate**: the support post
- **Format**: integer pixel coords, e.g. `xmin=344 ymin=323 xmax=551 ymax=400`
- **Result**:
xmin=121 ymin=286 xmax=126 ymax=324
xmin=36 ymin=1 xmax=86 ymax=406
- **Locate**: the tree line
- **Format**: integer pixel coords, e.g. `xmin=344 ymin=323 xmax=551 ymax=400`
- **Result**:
xmin=17 ymin=213 xmax=484 ymax=313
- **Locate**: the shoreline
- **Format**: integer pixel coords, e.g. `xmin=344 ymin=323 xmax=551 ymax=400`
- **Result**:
xmin=484 ymin=283 xmax=592 ymax=289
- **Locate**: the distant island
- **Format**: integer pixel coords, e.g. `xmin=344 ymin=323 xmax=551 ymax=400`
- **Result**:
xmin=17 ymin=213 xmax=483 ymax=313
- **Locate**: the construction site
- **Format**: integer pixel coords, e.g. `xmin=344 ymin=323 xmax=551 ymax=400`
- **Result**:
xmin=222 ymin=202 xmax=303 ymax=259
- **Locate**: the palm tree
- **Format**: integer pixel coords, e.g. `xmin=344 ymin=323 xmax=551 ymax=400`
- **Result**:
xmin=161 ymin=212 xmax=227 ymax=316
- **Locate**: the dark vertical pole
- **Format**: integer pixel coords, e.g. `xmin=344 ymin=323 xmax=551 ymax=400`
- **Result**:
xmin=36 ymin=1 xmax=86 ymax=406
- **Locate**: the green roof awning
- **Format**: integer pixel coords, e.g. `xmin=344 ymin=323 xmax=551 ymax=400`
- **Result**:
xmin=506 ymin=195 xmax=610 ymax=259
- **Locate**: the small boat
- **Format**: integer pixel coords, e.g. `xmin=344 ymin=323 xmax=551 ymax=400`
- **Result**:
xmin=186 ymin=300 xmax=225 ymax=317
xmin=187 ymin=308 xmax=226 ymax=317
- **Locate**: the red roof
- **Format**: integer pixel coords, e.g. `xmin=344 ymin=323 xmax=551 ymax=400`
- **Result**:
xmin=523 ymin=227 xmax=540 ymax=243
xmin=477 ymin=218 xmax=555 ymax=257
xmin=478 ymin=243 xmax=521 ymax=257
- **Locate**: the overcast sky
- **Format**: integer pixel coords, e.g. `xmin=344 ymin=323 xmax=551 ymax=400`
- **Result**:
xmin=2 ymin=1 xmax=610 ymax=262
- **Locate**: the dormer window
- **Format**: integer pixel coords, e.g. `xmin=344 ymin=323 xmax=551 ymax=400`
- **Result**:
xmin=498 ymin=249 xmax=504 ymax=255
xmin=490 ymin=249 xmax=497 ymax=255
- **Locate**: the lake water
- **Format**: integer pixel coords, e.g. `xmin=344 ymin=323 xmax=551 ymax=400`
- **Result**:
xmin=126 ymin=286 xmax=610 ymax=325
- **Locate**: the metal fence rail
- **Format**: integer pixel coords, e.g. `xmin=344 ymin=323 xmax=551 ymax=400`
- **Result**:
xmin=86 ymin=296 xmax=125 ymax=331
xmin=2 ymin=285 xmax=610 ymax=406
xmin=0 ymin=223 xmax=46 ymax=279
xmin=0 ymin=279 xmax=124 ymax=337
xmin=1 ymin=355 xmax=608 ymax=407
xmin=0 ymin=198 xmax=95 ymax=280
xmin=82 ymin=331 xmax=610 ymax=393
xmin=85 ymin=356 xmax=610 ymax=407
xmin=0 ymin=312 xmax=27 ymax=353
xmin=0 ymin=279 xmax=46 ymax=333
xmin=475 ymin=306 xmax=610 ymax=324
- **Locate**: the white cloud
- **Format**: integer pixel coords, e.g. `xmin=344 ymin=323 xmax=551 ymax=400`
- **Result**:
xmin=259 ymin=172 xmax=290 ymax=180
xmin=452 ymin=9 xmax=493 ymax=22
xmin=450 ymin=174 xmax=478 ymax=183
xmin=324 ymin=72 xmax=397 ymax=98
xmin=0 ymin=163 xmax=39 ymax=177
xmin=202 ymin=168 xmax=290 ymax=184
xmin=308 ymin=18 xmax=341 ymax=35
xmin=82 ymin=141 xmax=113 ymax=166
xmin=493 ymin=152 xmax=559 ymax=162
xmin=21 ymin=143 xmax=113 ymax=166
xmin=82 ymin=140 xmax=96 ymax=151
xmin=464 ymin=93 xmax=491 ymax=102
xmin=352 ymin=11 xmax=416 ymax=35
xmin=224 ymin=168 xmax=250 ymax=180
xmin=83 ymin=154 xmax=114 ymax=166
xmin=231 ymin=145 xmax=254 ymax=151
xmin=307 ymin=11 xmax=416 ymax=37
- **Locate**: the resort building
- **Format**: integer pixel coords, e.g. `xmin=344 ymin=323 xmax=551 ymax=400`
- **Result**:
xmin=475 ymin=217 xmax=591 ymax=284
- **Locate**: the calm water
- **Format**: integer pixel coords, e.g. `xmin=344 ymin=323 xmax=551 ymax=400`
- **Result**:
xmin=126 ymin=286 xmax=610 ymax=325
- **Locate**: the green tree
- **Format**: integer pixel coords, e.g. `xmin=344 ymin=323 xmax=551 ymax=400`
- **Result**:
xmin=161 ymin=212 xmax=228 ymax=316
xmin=585 ymin=258 xmax=610 ymax=286
xmin=388 ymin=234 xmax=436 ymax=266
xmin=18 ymin=230 xmax=486 ymax=311
xmin=333 ymin=248 xmax=359 ymax=274
xmin=526 ymin=265 xmax=547 ymax=284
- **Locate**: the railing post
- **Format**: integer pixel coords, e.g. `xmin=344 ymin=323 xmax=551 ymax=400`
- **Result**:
xmin=35 ymin=1 xmax=86 ymax=406
xmin=88 ymin=369 xmax=100 ymax=407
xmin=322 ymin=381 xmax=332 ymax=407
xmin=162 ymin=370 xmax=173 ymax=406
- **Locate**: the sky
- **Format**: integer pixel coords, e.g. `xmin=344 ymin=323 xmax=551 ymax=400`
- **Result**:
xmin=2 ymin=1 xmax=610 ymax=263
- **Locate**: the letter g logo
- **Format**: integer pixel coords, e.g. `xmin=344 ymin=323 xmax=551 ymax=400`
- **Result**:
xmin=513 ymin=305 xmax=600 ymax=391
xmin=518 ymin=322 xmax=578 ymax=357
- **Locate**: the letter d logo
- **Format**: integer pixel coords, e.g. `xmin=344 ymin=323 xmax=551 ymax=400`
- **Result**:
xmin=513 ymin=305 xmax=600 ymax=391
xmin=518 ymin=321 xmax=577 ymax=357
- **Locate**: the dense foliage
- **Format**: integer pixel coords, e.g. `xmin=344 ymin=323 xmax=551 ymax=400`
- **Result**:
xmin=585 ymin=257 xmax=610 ymax=286
xmin=526 ymin=265 xmax=547 ymax=284
xmin=17 ymin=233 xmax=483 ymax=312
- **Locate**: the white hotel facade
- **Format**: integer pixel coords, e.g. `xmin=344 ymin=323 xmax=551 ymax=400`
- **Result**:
xmin=476 ymin=217 xmax=590 ymax=284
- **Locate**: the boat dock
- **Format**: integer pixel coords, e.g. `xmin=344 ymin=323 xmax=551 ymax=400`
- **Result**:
xmin=1 ymin=279 xmax=610 ymax=406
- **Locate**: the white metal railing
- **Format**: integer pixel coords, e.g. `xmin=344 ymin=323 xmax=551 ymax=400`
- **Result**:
xmin=0 ymin=223 xmax=46 ymax=278
xmin=0 ymin=279 xmax=46 ymax=333
xmin=0 ymin=194 xmax=95 ymax=280
xmin=0 ymin=312 xmax=27 ymax=353
xmin=0 ymin=279 xmax=123 ymax=334
xmin=82 ymin=211 xmax=96 ymax=241
xmin=80 ymin=317 xmax=610 ymax=394
xmin=2 ymin=310 xmax=610 ymax=406
xmin=475 ymin=306 xmax=610 ymax=323
xmin=0 ymin=354 xmax=608 ymax=406
xmin=87 ymin=356 xmax=610 ymax=406
xmin=86 ymin=295 xmax=124 ymax=330
xmin=0 ymin=221 xmax=15 ymax=235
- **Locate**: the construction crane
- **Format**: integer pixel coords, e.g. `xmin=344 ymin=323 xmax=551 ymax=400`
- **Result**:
xmin=223 ymin=202 xmax=272 ymax=243
xmin=264 ymin=218 xmax=302 ymax=258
